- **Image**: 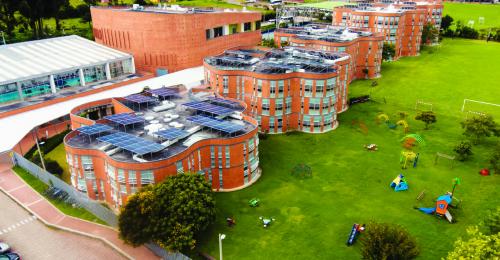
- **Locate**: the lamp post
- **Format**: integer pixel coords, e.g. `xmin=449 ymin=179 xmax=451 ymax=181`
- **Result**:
xmin=218 ymin=233 xmax=226 ymax=260
xmin=0 ymin=31 xmax=5 ymax=45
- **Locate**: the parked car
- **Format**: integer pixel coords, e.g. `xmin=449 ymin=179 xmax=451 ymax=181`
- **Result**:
xmin=0 ymin=243 xmax=10 ymax=254
xmin=0 ymin=253 xmax=20 ymax=260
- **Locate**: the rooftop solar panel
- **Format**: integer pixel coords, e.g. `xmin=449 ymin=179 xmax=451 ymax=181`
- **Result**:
xmin=146 ymin=87 xmax=179 ymax=98
xmin=182 ymin=101 xmax=234 ymax=116
xmin=187 ymin=115 xmax=246 ymax=134
xmin=76 ymin=124 xmax=113 ymax=135
xmin=124 ymin=94 xmax=156 ymax=104
xmin=97 ymin=132 xmax=165 ymax=155
xmin=104 ymin=113 xmax=145 ymax=126
xmin=155 ymin=128 xmax=190 ymax=141
xmin=206 ymin=97 xmax=242 ymax=109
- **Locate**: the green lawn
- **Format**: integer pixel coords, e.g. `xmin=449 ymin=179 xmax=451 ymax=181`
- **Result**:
xmin=443 ymin=2 xmax=500 ymax=30
xmin=13 ymin=166 xmax=108 ymax=225
xmin=45 ymin=143 xmax=71 ymax=184
xmin=299 ymin=1 xmax=350 ymax=9
xmin=192 ymin=39 xmax=500 ymax=259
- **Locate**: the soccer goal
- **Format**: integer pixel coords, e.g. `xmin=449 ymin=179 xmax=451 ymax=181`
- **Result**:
xmin=415 ymin=100 xmax=433 ymax=112
xmin=461 ymin=99 xmax=500 ymax=119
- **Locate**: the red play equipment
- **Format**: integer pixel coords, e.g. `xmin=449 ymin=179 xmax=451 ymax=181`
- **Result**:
xmin=479 ymin=168 xmax=490 ymax=176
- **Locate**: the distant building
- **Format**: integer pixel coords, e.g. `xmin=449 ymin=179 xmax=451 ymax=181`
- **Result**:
xmin=91 ymin=5 xmax=262 ymax=74
xmin=64 ymin=86 xmax=260 ymax=208
xmin=274 ymin=25 xmax=384 ymax=80
xmin=332 ymin=3 xmax=427 ymax=59
xmin=0 ymin=35 xmax=137 ymax=106
xmin=204 ymin=47 xmax=351 ymax=134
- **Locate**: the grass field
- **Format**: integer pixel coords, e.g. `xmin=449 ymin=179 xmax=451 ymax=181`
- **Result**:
xmin=13 ymin=166 xmax=107 ymax=225
xmin=191 ymin=39 xmax=500 ymax=259
xmin=443 ymin=2 xmax=500 ymax=30
xmin=300 ymin=1 xmax=349 ymax=9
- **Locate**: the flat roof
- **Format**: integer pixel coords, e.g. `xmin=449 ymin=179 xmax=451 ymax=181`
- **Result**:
xmin=94 ymin=5 xmax=259 ymax=14
xmin=0 ymin=35 xmax=132 ymax=85
xmin=205 ymin=47 xmax=349 ymax=74
xmin=66 ymin=87 xmax=254 ymax=162
xmin=277 ymin=25 xmax=375 ymax=42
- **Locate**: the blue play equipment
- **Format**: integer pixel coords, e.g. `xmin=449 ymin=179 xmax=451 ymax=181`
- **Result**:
xmin=346 ymin=223 xmax=365 ymax=246
xmin=390 ymin=174 xmax=409 ymax=191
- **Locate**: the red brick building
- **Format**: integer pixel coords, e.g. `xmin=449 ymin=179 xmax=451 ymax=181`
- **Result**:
xmin=64 ymin=86 xmax=260 ymax=208
xmin=373 ymin=0 xmax=443 ymax=30
xmin=332 ymin=4 xmax=426 ymax=60
xmin=204 ymin=47 xmax=351 ymax=134
xmin=91 ymin=6 xmax=262 ymax=74
xmin=274 ymin=25 xmax=384 ymax=80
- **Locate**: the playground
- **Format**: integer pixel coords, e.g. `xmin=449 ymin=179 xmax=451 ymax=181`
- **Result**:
xmin=192 ymin=39 xmax=500 ymax=259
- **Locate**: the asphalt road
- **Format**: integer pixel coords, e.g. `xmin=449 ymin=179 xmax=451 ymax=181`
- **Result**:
xmin=0 ymin=192 xmax=125 ymax=260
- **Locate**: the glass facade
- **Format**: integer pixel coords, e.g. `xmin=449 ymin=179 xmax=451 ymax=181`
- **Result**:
xmin=83 ymin=64 xmax=106 ymax=83
xmin=19 ymin=75 xmax=51 ymax=99
xmin=54 ymin=69 xmax=81 ymax=90
xmin=110 ymin=59 xmax=133 ymax=78
xmin=0 ymin=83 xmax=20 ymax=103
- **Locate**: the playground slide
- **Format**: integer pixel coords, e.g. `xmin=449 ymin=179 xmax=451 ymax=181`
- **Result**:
xmin=346 ymin=224 xmax=359 ymax=246
xmin=444 ymin=210 xmax=453 ymax=223
xmin=418 ymin=207 xmax=436 ymax=214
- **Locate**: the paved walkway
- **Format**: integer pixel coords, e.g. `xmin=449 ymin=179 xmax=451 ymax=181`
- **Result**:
xmin=0 ymin=155 xmax=159 ymax=260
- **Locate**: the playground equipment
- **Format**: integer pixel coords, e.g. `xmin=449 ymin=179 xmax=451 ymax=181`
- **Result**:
xmin=390 ymin=174 xmax=408 ymax=191
xmin=364 ymin=144 xmax=378 ymax=151
xmin=479 ymin=168 xmax=490 ymax=176
xmin=259 ymin=216 xmax=275 ymax=228
xmin=226 ymin=217 xmax=236 ymax=227
xmin=400 ymin=134 xmax=426 ymax=147
xmin=376 ymin=113 xmax=389 ymax=124
xmin=396 ymin=120 xmax=409 ymax=133
xmin=417 ymin=178 xmax=461 ymax=223
xmin=346 ymin=223 xmax=365 ymax=246
xmin=249 ymin=198 xmax=260 ymax=207
xmin=400 ymin=151 xmax=419 ymax=169
xmin=415 ymin=100 xmax=433 ymax=111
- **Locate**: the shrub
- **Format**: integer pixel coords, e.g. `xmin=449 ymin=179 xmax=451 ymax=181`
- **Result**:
xmin=415 ymin=111 xmax=437 ymax=130
xmin=45 ymin=159 xmax=63 ymax=176
xmin=461 ymin=115 xmax=499 ymax=144
xmin=24 ymin=129 xmax=70 ymax=160
xmin=453 ymin=141 xmax=473 ymax=161
xmin=490 ymin=142 xmax=500 ymax=174
xmin=482 ymin=207 xmax=500 ymax=235
xmin=360 ymin=222 xmax=419 ymax=260
xmin=446 ymin=226 xmax=499 ymax=260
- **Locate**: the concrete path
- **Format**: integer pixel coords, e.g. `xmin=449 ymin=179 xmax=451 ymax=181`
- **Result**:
xmin=0 ymin=154 xmax=159 ymax=260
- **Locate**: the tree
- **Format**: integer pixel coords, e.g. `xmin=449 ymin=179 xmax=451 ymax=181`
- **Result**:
xmin=482 ymin=207 xmax=500 ymax=235
xmin=441 ymin=15 xmax=453 ymax=31
xmin=460 ymin=115 xmax=499 ymax=144
xmin=421 ymin=22 xmax=439 ymax=45
xmin=490 ymin=142 xmax=500 ymax=174
xmin=415 ymin=111 xmax=436 ymax=130
xmin=453 ymin=141 xmax=473 ymax=161
xmin=445 ymin=226 xmax=500 ymax=260
xmin=361 ymin=222 xmax=420 ymax=260
xmin=118 ymin=174 xmax=216 ymax=251
xmin=0 ymin=0 xmax=22 ymax=38
xmin=382 ymin=43 xmax=395 ymax=61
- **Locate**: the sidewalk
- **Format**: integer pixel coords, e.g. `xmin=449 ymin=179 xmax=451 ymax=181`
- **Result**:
xmin=0 ymin=157 xmax=159 ymax=260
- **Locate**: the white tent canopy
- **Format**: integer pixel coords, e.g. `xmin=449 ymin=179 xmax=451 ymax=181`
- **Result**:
xmin=0 ymin=66 xmax=204 ymax=152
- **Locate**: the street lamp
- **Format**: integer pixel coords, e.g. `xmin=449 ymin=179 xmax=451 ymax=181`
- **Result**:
xmin=218 ymin=233 xmax=226 ymax=260
xmin=0 ymin=31 xmax=5 ymax=45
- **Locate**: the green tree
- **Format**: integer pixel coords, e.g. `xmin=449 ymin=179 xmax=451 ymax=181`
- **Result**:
xmin=441 ymin=15 xmax=453 ymax=31
xmin=460 ymin=115 xmax=499 ymax=144
xmin=360 ymin=222 xmax=420 ymax=260
xmin=118 ymin=174 xmax=216 ymax=251
xmin=482 ymin=207 xmax=500 ymax=235
xmin=453 ymin=141 xmax=473 ymax=161
xmin=382 ymin=43 xmax=395 ymax=61
xmin=490 ymin=142 xmax=500 ymax=174
xmin=0 ymin=0 xmax=22 ymax=38
xmin=421 ymin=22 xmax=439 ymax=45
xmin=415 ymin=111 xmax=436 ymax=130
xmin=445 ymin=226 xmax=500 ymax=260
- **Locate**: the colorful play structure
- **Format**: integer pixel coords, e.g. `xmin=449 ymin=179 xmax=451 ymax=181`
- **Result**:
xmin=249 ymin=198 xmax=260 ymax=207
xmin=417 ymin=178 xmax=461 ymax=223
xmin=400 ymin=151 xmax=419 ymax=169
xmin=390 ymin=174 xmax=409 ymax=191
xmin=259 ymin=216 xmax=275 ymax=228
xmin=346 ymin=223 xmax=365 ymax=246
xmin=376 ymin=113 xmax=410 ymax=133
xmin=400 ymin=134 xmax=426 ymax=147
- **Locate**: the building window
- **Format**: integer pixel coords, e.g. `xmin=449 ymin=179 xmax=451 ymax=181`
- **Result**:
xmin=141 ymin=170 xmax=154 ymax=185
xmin=256 ymin=21 xmax=261 ymax=30
xmin=54 ymin=70 xmax=81 ymax=90
xmin=270 ymin=81 xmax=276 ymax=96
xmin=214 ymin=26 xmax=224 ymax=37
xmin=129 ymin=170 xmax=137 ymax=194
xmin=225 ymin=146 xmax=230 ymax=168
xmin=262 ymin=99 xmax=270 ymax=115
xmin=176 ymin=161 xmax=184 ymax=174
xmin=0 ymin=83 xmax=20 ymax=104
xmin=244 ymin=22 xmax=251 ymax=31
xmin=118 ymin=169 xmax=125 ymax=183
xmin=18 ymin=76 xmax=51 ymax=99
xmin=219 ymin=169 xmax=223 ymax=188
xmin=83 ymin=65 xmax=106 ymax=83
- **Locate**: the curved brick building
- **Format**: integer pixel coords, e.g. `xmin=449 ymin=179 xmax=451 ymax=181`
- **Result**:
xmin=204 ymin=47 xmax=351 ymax=134
xmin=274 ymin=25 xmax=384 ymax=80
xmin=91 ymin=5 xmax=262 ymax=74
xmin=332 ymin=4 xmax=426 ymax=60
xmin=64 ymin=85 xmax=260 ymax=208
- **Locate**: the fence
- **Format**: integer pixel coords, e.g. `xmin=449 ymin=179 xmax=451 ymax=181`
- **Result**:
xmin=12 ymin=151 xmax=191 ymax=260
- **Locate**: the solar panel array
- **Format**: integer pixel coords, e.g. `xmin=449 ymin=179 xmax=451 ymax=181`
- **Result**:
xmin=187 ymin=115 xmax=246 ymax=134
xmin=146 ymin=87 xmax=179 ymax=98
xmin=97 ymin=132 xmax=165 ymax=155
xmin=206 ymin=97 xmax=241 ymax=108
xmin=104 ymin=113 xmax=144 ymax=125
xmin=183 ymin=101 xmax=234 ymax=116
xmin=76 ymin=124 xmax=113 ymax=135
xmin=124 ymin=94 xmax=156 ymax=104
xmin=155 ymin=128 xmax=190 ymax=141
